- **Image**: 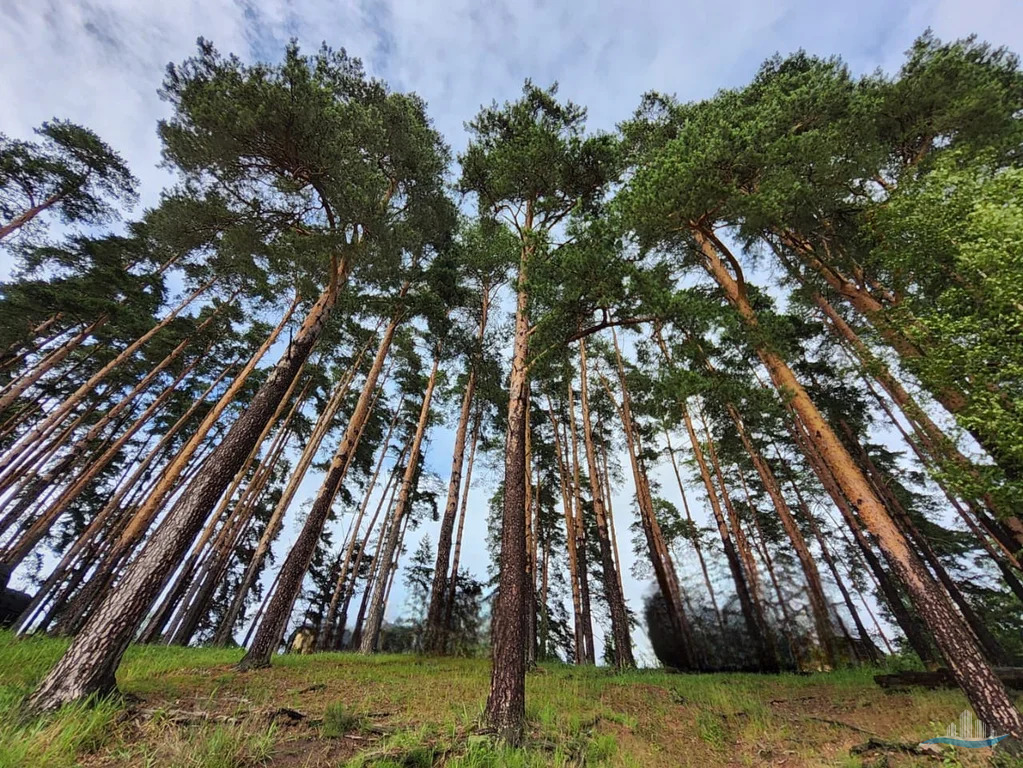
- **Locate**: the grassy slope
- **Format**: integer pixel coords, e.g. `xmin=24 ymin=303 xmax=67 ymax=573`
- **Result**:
xmin=0 ymin=631 xmax=1016 ymax=767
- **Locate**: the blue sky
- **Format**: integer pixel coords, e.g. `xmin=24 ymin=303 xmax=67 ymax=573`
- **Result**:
xmin=2 ymin=0 xmax=1020 ymax=659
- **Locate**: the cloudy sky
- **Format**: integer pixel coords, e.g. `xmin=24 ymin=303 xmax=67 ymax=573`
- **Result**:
xmin=2 ymin=0 xmax=1020 ymax=658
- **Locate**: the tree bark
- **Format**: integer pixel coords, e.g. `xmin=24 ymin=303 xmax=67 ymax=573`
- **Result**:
xmin=238 ymin=311 xmax=401 ymax=670
xmin=443 ymin=413 xmax=480 ymax=642
xmin=0 ymin=191 xmax=65 ymax=241
xmin=484 ymin=227 xmax=532 ymax=743
xmin=544 ymin=400 xmax=586 ymax=663
xmin=578 ymin=340 xmax=634 ymax=669
xmin=424 ymin=365 xmax=478 ymax=652
xmin=696 ymin=228 xmax=1023 ymax=738
xmin=359 ymin=354 xmax=440 ymax=653
xmin=566 ymin=379 xmax=596 ymax=664
xmin=27 ymin=271 xmax=346 ymax=712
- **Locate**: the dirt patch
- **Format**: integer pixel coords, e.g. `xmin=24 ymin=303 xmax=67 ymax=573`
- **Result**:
xmin=268 ymin=733 xmax=365 ymax=767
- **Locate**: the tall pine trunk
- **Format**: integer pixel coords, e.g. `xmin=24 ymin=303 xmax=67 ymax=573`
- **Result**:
xmin=484 ymin=229 xmax=532 ymax=743
xmin=423 ymin=370 xmax=477 ymax=653
xmin=27 ymin=270 xmax=346 ymax=713
xmin=359 ymin=355 xmax=440 ymax=653
xmin=578 ymin=341 xmax=633 ymax=669
xmin=443 ymin=414 xmax=480 ymax=641
xmin=238 ymin=311 xmax=401 ymax=670
xmin=566 ymin=381 xmax=596 ymax=664
xmin=697 ymin=229 xmax=1023 ymax=738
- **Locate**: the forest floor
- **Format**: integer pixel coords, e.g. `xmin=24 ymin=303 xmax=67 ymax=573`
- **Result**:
xmin=0 ymin=631 xmax=1019 ymax=767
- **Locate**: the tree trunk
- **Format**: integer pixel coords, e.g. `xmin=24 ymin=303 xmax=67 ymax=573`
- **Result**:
xmin=544 ymin=400 xmax=586 ymax=663
xmin=319 ymin=398 xmax=403 ymax=649
xmin=578 ymin=340 xmax=634 ymax=670
xmin=444 ymin=414 xmax=480 ymax=642
xmin=27 ymin=271 xmax=346 ymax=713
xmin=802 ymin=500 xmax=884 ymax=664
xmin=238 ymin=311 xmax=401 ymax=670
xmin=213 ymin=336 xmax=371 ymax=647
xmin=567 ymin=378 xmax=596 ymax=664
xmin=777 ymin=233 xmax=1022 ymax=484
xmin=168 ymin=388 xmax=300 ymax=646
xmin=680 ymin=399 xmax=778 ymax=672
xmin=65 ymin=294 xmax=299 ymax=620
xmin=0 ymin=191 xmax=65 ymax=241
xmin=0 ymin=316 xmax=106 ymax=414
xmin=839 ymin=417 xmax=1012 ymax=667
xmin=484 ymin=229 xmax=532 ymax=743
xmin=695 ymin=405 xmax=779 ymax=671
xmin=423 ymin=369 xmax=477 ymax=653
xmin=350 ymin=495 xmax=398 ymax=651
xmin=359 ymin=354 xmax=440 ymax=654
xmin=696 ymin=228 xmax=1023 ymax=738
xmin=785 ymin=426 xmax=941 ymax=667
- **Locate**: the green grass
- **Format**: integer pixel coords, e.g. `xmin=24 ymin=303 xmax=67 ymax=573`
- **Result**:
xmin=323 ymin=700 xmax=368 ymax=738
xmin=0 ymin=630 xmax=1012 ymax=767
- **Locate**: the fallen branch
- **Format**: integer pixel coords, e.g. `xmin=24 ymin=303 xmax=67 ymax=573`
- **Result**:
xmin=874 ymin=668 xmax=1023 ymax=691
xmin=851 ymin=738 xmax=942 ymax=759
xmin=266 ymin=707 xmax=306 ymax=723
xmin=802 ymin=716 xmax=879 ymax=736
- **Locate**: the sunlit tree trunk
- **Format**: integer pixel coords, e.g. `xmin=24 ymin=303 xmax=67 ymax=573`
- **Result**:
xmin=484 ymin=218 xmax=532 ymax=742
xmin=443 ymin=414 xmax=480 ymax=643
xmin=320 ymin=398 xmax=403 ymax=649
xmin=697 ymin=225 xmax=1022 ymax=737
xmin=238 ymin=311 xmax=401 ymax=670
xmin=578 ymin=340 xmax=634 ymax=669
xmin=27 ymin=263 xmax=349 ymax=712
xmin=359 ymin=354 xmax=440 ymax=654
